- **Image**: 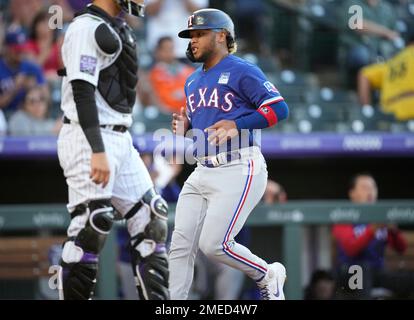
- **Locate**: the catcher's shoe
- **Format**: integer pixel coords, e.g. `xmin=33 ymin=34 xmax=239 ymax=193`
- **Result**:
xmin=256 ymin=262 xmax=286 ymax=300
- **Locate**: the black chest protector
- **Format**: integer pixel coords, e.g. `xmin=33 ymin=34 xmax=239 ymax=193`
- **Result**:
xmin=74 ymin=5 xmax=138 ymax=114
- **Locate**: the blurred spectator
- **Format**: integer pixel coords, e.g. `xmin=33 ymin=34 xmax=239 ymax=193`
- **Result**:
xmin=140 ymin=153 xmax=158 ymax=181
xmin=358 ymin=22 xmax=414 ymax=120
xmin=142 ymin=36 xmax=194 ymax=114
xmin=140 ymin=152 xmax=183 ymax=200
xmin=0 ymin=0 xmax=7 ymax=12
xmin=332 ymin=173 xmax=414 ymax=299
xmin=0 ymin=5 xmax=5 ymax=45
xmin=156 ymin=154 xmax=183 ymax=203
xmin=263 ymin=179 xmax=288 ymax=204
xmin=304 ymin=270 xmax=337 ymax=300
xmin=26 ymin=10 xmax=64 ymax=81
xmin=8 ymin=86 xmax=61 ymax=136
xmin=0 ymin=28 xmax=48 ymax=117
xmin=145 ymin=0 xmax=208 ymax=60
xmin=7 ymin=0 xmax=44 ymax=33
xmin=338 ymin=0 xmax=400 ymax=88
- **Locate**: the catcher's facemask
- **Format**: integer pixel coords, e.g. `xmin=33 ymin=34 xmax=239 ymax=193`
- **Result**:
xmin=115 ymin=0 xmax=145 ymax=17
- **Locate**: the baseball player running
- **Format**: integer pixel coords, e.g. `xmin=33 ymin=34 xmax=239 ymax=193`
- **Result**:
xmin=169 ymin=9 xmax=289 ymax=300
xmin=56 ymin=0 xmax=169 ymax=300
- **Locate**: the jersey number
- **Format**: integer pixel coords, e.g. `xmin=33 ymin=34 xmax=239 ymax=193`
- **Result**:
xmin=388 ymin=62 xmax=407 ymax=82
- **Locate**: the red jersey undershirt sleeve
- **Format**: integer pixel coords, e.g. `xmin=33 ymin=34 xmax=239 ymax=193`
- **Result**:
xmin=332 ymin=224 xmax=376 ymax=257
xmin=387 ymin=229 xmax=407 ymax=253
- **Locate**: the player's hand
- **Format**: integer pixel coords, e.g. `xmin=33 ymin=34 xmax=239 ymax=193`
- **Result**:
xmin=172 ymin=107 xmax=189 ymax=136
xmin=205 ymin=120 xmax=238 ymax=146
xmin=90 ymin=152 xmax=110 ymax=188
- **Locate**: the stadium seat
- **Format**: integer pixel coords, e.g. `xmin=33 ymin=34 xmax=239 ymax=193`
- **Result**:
xmin=290 ymin=102 xmax=346 ymax=133
xmin=347 ymin=105 xmax=396 ymax=133
xmin=243 ymin=53 xmax=280 ymax=74
xmin=289 ymin=103 xmax=307 ymax=122
xmin=390 ymin=120 xmax=414 ymax=133
xmin=302 ymin=0 xmax=340 ymax=29
xmin=269 ymin=70 xmax=316 ymax=104
xmin=0 ymin=236 xmax=65 ymax=299
xmin=308 ymin=87 xmax=358 ymax=106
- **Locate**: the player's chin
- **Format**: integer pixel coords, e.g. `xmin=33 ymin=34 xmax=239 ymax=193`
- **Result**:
xmin=192 ymin=54 xmax=206 ymax=63
xmin=191 ymin=49 xmax=205 ymax=62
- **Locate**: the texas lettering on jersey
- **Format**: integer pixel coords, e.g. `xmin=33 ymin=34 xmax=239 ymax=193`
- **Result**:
xmin=183 ymin=54 xmax=284 ymax=156
xmin=187 ymin=87 xmax=235 ymax=113
xmin=185 ymin=55 xmax=283 ymax=131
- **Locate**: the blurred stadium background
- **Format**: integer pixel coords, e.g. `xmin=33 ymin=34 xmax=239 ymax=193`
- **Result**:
xmin=0 ymin=0 xmax=414 ymax=300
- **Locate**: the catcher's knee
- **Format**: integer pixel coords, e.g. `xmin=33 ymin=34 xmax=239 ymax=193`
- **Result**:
xmin=59 ymin=199 xmax=114 ymax=300
xmin=125 ymin=188 xmax=170 ymax=300
xmin=76 ymin=199 xmax=114 ymax=253
xmin=125 ymin=188 xmax=169 ymax=244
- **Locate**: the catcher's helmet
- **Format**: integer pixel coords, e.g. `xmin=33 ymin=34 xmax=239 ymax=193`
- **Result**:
xmin=178 ymin=8 xmax=235 ymax=39
xmin=115 ymin=0 xmax=145 ymax=17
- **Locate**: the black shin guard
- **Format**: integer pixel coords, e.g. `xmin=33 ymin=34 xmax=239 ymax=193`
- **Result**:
xmin=59 ymin=200 xmax=114 ymax=300
xmin=126 ymin=188 xmax=170 ymax=300
xmin=130 ymin=241 xmax=170 ymax=300
xmin=59 ymin=249 xmax=99 ymax=300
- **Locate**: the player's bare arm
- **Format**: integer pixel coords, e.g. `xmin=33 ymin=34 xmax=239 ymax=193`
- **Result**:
xmin=357 ymin=70 xmax=373 ymax=106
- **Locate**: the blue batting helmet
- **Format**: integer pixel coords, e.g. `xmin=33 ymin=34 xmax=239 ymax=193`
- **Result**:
xmin=178 ymin=8 xmax=235 ymax=39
